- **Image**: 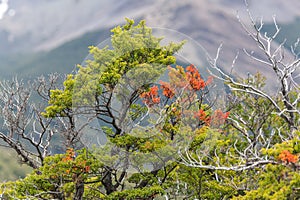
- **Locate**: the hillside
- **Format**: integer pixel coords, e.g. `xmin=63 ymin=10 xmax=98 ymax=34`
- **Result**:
xmin=0 ymin=0 xmax=298 ymax=84
xmin=0 ymin=147 xmax=32 ymax=181
xmin=262 ymin=17 xmax=300 ymax=49
xmin=7 ymin=28 xmax=110 ymax=78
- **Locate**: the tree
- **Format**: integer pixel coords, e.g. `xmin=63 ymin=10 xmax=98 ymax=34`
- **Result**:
xmin=0 ymin=19 xmax=190 ymax=199
xmin=0 ymin=75 xmax=59 ymax=169
xmin=179 ymin=5 xmax=300 ymax=199
xmin=0 ymin=18 xmax=232 ymax=199
xmin=0 ymin=64 xmax=231 ymax=199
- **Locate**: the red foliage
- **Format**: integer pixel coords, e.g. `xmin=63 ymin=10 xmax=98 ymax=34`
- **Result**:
xmin=140 ymin=65 xmax=219 ymax=129
xmin=194 ymin=109 xmax=230 ymax=127
xmin=210 ymin=109 xmax=230 ymax=127
xmin=160 ymin=81 xmax=175 ymax=98
xmin=62 ymin=148 xmax=75 ymax=162
xmin=278 ymin=150 xmax=298 ymax=164
xmin=62 ymin=148 xmax=91 ymax=175
xmin=84 ymin=165 xmax=91 ymax=173
xmin=140 ymin=85 xmax=160 ymax=107
xmin=186 ymin=64 xmax=206 ymax=90
xmin=194 ymin=109 xmax=211 ymax=125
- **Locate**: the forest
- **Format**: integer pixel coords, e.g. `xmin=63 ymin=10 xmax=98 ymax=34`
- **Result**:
xmin=0 ymin=10 xmax=299 ymax=200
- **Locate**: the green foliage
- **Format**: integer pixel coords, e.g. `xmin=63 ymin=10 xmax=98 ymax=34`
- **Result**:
xmin=234 ymin=164 xmax=300 ymax=200
xmin=171 ymin=164 xmax=237 ymax=199
xmin=3 ymin=17 xmax=300 ymax=200
xmin=0 ymin=149 xmax=103 ymax=199
xmin=42 ymin=74 xmax=75 ymax=117
xmin=43 ymin=18 xmax=185 ymax=117
xmin=105 ymin=185 xmax=164 ymax=200
xmin=226 ymin=73 xmax=300 ymax=199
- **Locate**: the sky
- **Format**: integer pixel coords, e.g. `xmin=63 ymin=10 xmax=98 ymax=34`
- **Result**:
xmin=0 ymin=0 xmax=8 ymax=19
xmin=0 ymin=0 xmax=15 ymax=20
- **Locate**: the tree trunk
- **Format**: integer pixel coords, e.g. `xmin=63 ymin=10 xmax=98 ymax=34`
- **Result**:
xmin=73 ymin=176 xmax=84 ymax=200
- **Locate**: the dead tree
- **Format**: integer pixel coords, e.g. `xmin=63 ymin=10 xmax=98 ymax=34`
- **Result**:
xmin=180 ymin=4 xmax=300 ymax=171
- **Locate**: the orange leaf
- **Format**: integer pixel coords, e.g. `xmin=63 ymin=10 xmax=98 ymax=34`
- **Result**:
xmin=278 ymin=150 xmax=298 ymax=163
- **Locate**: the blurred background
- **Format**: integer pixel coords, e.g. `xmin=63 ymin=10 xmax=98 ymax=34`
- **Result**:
xmin=0 ymin=0 xmax=299 ymax=181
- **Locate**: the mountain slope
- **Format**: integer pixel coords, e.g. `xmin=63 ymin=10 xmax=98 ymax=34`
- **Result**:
xmin=1 ymin=0 xmax=300 ymax=53
xmin=0 ymin=0 xmax=299 ymax=86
